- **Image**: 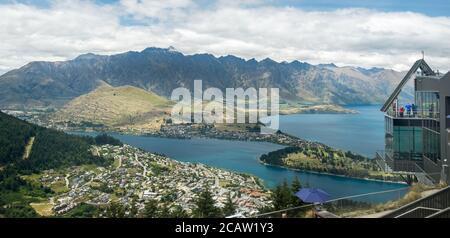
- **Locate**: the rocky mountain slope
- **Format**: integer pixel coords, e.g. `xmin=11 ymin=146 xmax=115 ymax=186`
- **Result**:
xmin=0 ymin=47 xmax=407 ymax=109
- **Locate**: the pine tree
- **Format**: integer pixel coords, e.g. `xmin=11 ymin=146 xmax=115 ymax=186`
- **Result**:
xmin=106 ymin=201 xmax=126 ymax=218
xmin=222 ymin=193 xmax=236 ymax=217
xmin=128 ymin=198 xmax=138 ymax=218
xmin=271 ymin=179 xmax=292 ymax=210
xmin=170 ymin=205 xmax=189 ymax=218
xmin=157 ymin=203 xmax=171 ymax=218
xmin=291 ymin=176 xmax=303 ymax=206
xmin=291 ymin=176 xmax=302 ymax=194
xmin=192 ymin=186 xmax=222 ymax=218
xmin=142 ymin=199 xmax=158 ymax=218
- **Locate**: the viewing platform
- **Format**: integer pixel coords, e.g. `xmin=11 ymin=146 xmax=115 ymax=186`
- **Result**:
xmin=375 ymin=151 xmax=436 ymax=186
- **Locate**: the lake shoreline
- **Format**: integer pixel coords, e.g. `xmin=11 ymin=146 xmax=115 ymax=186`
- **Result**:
xmin=71 ymin=130 xmax=410 ymax=202
xmin=71 ymin=129 xmax=407 ymax=186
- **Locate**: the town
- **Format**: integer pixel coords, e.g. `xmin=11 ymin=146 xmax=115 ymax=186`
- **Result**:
xmin=25 ymin=144 xmax=271 ymax=216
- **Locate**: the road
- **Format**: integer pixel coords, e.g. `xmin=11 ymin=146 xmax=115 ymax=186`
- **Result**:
xmin=65 ymin=174 xmax=70 ymax=188
xmin=133 ymin=153 xmax=149 ymax=179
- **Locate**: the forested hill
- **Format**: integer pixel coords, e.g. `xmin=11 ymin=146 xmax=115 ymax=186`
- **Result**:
xmin=0 ymin=111 xmax=110 ymax=172
xmin=0 ymin=111 xmax=120 ymax=217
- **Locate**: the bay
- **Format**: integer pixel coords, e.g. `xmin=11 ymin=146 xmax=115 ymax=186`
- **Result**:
xmin=279 ymin=105 xmax=384 ymax=157
xmin=73 ymin=105 xmax=408 ymax=205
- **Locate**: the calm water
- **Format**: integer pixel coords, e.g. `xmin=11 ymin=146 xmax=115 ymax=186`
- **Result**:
xmin=73 ymin=105 xmax=408 ymax=204
xmin=280 ymin=105 xmax=385 ymax=157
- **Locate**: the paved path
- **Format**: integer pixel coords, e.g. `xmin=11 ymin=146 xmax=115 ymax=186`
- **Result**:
xmin=134 ymin=153 xmax=148 ymax=179
xmin=117 ymin=156 xmax=122 ymax=169
xmin=65 ymin=174 xmax=70 ymax=188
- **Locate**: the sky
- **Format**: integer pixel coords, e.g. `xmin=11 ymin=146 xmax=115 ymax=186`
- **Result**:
xmin=1 ymin=0 xmax=450 ymax=74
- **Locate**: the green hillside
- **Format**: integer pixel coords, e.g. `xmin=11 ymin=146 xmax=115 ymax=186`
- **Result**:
xmin=0 ymin=111 xmax=113 ymax=217
xmin=0 ymin=111 xmax=109 ymax=171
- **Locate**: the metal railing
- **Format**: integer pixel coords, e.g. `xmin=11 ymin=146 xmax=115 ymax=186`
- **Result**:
xmin=375 ymin=150 xmax=436 ymax=186
xmin=251 ymin=187 xmax=410 ymax=218
xmin=394 ymin=206 xmax=441 ymax=218
xmin=407 ymin=161 xmax=437 ymax=186
xmin=386 ymin=109 xmax=440 ymax=120
xmin=427 ymin=207 xmax=450 ymax=218
xmin=382 ymin=186 xmax=450 ymax=218
xmin=376 ymin=150 xmax=421 ymax=173
xmin=375 ymin=150 xmax=393 ymax=173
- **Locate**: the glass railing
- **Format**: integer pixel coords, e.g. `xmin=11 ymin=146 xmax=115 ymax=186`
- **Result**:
xmin=386 ymin=110 xmax=440 ymax=120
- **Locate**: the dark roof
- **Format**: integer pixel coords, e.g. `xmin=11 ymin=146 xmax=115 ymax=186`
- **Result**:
xmin=380 ymin=59 xmax=435 ymax=112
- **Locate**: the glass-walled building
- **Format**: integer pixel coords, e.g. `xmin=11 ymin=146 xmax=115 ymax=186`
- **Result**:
xmin=415 ymin=91 xmax=440 ymax=119
xmin=416 ymin=91 xmax=441 ymax=163
xmin=378 ymin=59 xmax=450 ymax=185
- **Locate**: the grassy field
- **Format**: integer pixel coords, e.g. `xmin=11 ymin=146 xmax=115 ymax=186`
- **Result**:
xmin=50 ymin=180 xmax=69 ymax=194
xmin=30 ymin=202 xmax=54 ymax=217
xmin=80 ymin=164 xmax=103 ymax=174
xmin=21 ymin=173 xmax=41 ymax=184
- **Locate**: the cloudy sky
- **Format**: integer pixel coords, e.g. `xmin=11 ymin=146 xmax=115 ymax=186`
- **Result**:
xmin=1 ymin=0 xmax=450 ymax=74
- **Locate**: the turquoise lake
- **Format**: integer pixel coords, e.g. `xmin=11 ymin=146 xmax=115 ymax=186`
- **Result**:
xmin=279 ymin=105 xmax=385 ymax=157
xmin=73 ymin=105 xmax=408 ymax=203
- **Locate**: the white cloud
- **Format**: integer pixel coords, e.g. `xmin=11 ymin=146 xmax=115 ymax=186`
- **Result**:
xmin=119 ymin=0 xmax=195 ymax=21
xmin=0 ymin=0 xmax=450 ymax=75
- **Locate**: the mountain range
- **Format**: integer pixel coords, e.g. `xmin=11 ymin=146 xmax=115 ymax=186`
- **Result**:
xmin=0 ymin=47 xmax=409 ymax=109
